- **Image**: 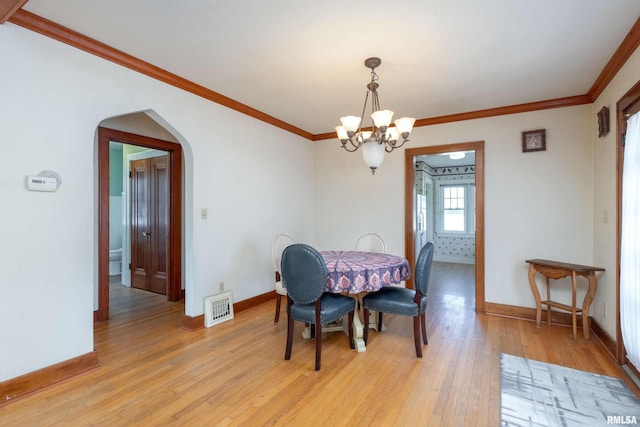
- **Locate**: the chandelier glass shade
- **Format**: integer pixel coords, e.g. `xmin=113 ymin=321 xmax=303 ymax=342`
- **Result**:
xmin=335 ymin=57 xmax=415 ymax=174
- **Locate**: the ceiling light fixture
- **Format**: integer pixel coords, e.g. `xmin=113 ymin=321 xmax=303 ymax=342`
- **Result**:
xmin=448 ymin=152 xmax=465 ymax=160
xmin=335 ymin=57 xmax=415 ymax=174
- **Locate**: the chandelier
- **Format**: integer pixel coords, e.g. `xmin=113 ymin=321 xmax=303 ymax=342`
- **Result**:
xmin=335 ymin=57 xmax=415 ymax=174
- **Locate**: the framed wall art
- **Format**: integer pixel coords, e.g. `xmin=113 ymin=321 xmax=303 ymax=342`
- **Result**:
xmin=522 ymin=129 xmax=546 ymax=153
xmin=597 ymin=106 xmax=609 ymax=137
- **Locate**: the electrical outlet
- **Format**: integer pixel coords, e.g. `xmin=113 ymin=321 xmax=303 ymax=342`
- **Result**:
xmin=219 ymin=281 xmax=225 ymax=292
xmin=201 ymin=208 xmax=208 ymax=220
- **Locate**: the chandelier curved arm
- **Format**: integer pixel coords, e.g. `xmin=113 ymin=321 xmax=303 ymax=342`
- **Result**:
xmin=395 ymin=137 xmax=410 ymax=149
xmin=340 ymin=140 xmax=361 ymax=152
xmin=384 ymin=137 xmax=410 ymax=152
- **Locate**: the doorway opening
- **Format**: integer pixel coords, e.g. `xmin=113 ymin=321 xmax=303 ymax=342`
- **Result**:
xmin=404 ymin=141 xmax=485 ymax=313
xmin=98 ymin=126 xmax=183 ymax=321
xmin=616 ymin=79 xmax=640 ymax=382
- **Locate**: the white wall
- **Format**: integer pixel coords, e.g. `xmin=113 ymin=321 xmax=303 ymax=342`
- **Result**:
xmin=101 ymin=112 xmax=180 ymax=143
xmin=2 ymin=12 xmax=637 ymax=384
xmin=592 ymin=47 xmax=640 ymax=338
xmin=0 ymin=23 xmax=313 ymax=381
xmin=314 ymin=106 xmax=595 ymax=308
xmin=108 ymin=195 xmax=123 ymax=251
xmin=313 ymin=140 xmax=407 ymax=254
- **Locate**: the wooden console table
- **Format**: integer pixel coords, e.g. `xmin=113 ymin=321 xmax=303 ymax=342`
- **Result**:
xmin=525 ymin=259 xmax=604 ymax=339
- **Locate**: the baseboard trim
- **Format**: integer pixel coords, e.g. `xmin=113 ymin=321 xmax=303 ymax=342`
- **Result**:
xmin=0 ymin=351 xmax=99 ymax=407
xmin=484 ymin=302 xmax=587 ymax=327
xmin=181 ymin=313 xmax=204 ymax=330
xmin=589 ymin=322 xmax=640 ymax=399
xmin=182 ymin=290 xmax=277 ymax=330
xmin=485 ymin=303 xmax=613 ymax=351
xmin=233 ymin=290 xmax=276 ymax=313
xmin=590 ymin=318 xmax=616 ymax=358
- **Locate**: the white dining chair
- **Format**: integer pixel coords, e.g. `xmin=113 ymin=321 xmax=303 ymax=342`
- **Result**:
xmin=355 ymin=233 xmax=390 ymax=329
xmin=355 ymin=233 xmax=387 ymax=254
xmin=272 ymin=233 xmax=294 ymax=323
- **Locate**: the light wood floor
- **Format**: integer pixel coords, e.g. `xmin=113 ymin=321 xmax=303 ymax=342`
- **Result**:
xmin=1 ymin=263 xmax=635 ymax=426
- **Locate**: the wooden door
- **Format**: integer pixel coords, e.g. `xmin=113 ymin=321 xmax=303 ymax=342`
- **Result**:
xmin=130 ymin=155 xmax=169 ymax=294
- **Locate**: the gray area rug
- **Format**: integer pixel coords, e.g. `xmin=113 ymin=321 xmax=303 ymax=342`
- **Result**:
xmin=501 ymin=353 xmax=640 ymax=426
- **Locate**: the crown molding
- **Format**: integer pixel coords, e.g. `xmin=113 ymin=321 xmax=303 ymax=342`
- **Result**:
xmin=589 ymin=16 xmax=640 ymax=101
xmin=0 ymin=0 xmax=27 ymax=24
xmin=8 ymin=9 xmax=314 ymax=140
xmin=7 ymin=9 xmax=640 ymax=142
xmin=313 ymin=95 xmax=591 ymax=141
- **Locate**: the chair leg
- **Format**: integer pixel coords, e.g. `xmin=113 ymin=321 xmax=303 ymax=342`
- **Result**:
xmin=315 ymin=301 xmax=322 ymax=371
xmin=348 ymin=311 xmax=355 ymax=349
xmin=274 ymin=294 xmax=281 ymax=323
xmin=377 ymin=312 xmax=383 ymax=332
xmin=413 ymin=315 xmax=422 ymax=358
xmin=421 ymin=312 xmax=428 ymax=345
xmin=362 ymin=307 xmax=369 ymax=344
xmin=285 ymin=316 xmax=294 ymax=361
xmin=314 ymin=324 xmax=322 ymax=371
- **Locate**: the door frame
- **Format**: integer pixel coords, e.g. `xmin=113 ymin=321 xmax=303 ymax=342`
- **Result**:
xmin=97 ymin=127 xmax=183 ymax=321
xmin=404 ymin=141 xmax=485 ymax=313
xmin=616 ymin=80 xmax=640 ymax=366
xmin=425 ymin=179 xmax=434 ymax=243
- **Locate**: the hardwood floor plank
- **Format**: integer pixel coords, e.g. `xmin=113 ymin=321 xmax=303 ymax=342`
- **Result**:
xmin=0 ymin=266 xmax=636 ymax=425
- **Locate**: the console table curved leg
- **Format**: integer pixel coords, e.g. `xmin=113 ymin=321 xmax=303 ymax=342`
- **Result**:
xmin=571 ymin=271 xmax=578 ymax=340
xmin=527 ymin=264 xmax=542 ymax=327
xmin=582 ymin=272 xmax=599 ymax=339
xmin=545 ymin=277 xmax=551 ymax=326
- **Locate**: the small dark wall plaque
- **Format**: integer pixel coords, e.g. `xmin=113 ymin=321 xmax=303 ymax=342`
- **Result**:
xmin=522 ymin=129 xmax=546 ymax=152
xmin=598 ymin=106 xmax=610 ymax=137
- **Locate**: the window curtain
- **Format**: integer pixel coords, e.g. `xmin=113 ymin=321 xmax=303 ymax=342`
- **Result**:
xmin=621 ymin=111 xmax=640 ymax=371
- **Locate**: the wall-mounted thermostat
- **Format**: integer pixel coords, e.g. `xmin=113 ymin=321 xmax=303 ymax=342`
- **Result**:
xmin=27 ymin=176 xmax=58 ymax=192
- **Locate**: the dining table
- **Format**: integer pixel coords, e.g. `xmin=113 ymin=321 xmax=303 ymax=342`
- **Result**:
xmin=305 ymin=250 xmax=411 ymax=352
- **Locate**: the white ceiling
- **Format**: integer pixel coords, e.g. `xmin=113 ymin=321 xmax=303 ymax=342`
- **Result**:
xmin=418 ymin=152 xmax=476 ymax=169
xmin=20 ymin=0 xmax=640 ymax=136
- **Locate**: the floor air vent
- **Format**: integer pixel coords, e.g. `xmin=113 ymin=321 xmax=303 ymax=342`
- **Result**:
xmin=204 ymin=291 xmax=234 ymax=327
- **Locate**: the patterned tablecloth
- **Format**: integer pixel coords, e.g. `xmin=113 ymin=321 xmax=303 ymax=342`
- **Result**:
xmin=320 ymin=251 xmax=411 ymax=294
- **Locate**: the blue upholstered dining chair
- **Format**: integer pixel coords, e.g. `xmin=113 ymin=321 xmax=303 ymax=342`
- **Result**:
xmin=281 ymin=243 xmax=355 ymax=371
xmin=362 ymin=241 xmax=434 ymax=357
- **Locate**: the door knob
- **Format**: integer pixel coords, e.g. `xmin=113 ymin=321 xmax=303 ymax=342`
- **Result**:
xmin=143 ymin=231 xmax=152 ymax=237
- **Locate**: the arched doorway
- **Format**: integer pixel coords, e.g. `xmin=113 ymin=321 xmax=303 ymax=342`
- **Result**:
xmin=97 ymin=126 xmax=183 ymax=321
